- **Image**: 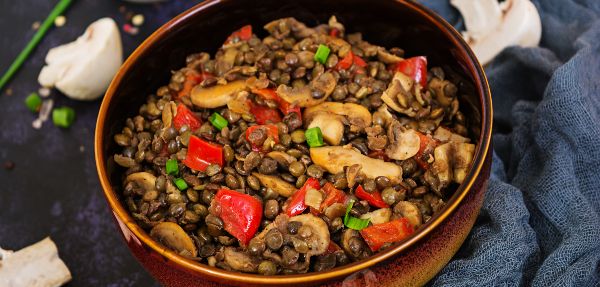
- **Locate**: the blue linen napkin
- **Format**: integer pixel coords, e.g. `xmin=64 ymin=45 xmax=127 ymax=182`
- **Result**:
xmin=418 ymin=0 xmax=600 ymax=286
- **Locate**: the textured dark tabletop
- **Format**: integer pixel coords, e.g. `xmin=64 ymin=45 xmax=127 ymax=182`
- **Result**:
xmin=0 ymin=1 xmax=198 ymax=285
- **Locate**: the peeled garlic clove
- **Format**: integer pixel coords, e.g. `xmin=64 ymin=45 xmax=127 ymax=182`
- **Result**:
xmin=38 ymin=18 xmax=123 ymax=101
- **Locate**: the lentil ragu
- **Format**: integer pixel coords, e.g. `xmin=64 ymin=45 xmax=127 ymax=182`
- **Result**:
xmin=112 ymin=16 xmax=476 ymax=275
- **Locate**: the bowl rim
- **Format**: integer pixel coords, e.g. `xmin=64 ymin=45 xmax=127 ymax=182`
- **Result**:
xmin=95 ymin=0 xmax=493 ymax=284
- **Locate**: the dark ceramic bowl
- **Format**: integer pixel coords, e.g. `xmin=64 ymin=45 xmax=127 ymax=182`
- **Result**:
xmin=95 ymin=0 xmax=493 ymax=286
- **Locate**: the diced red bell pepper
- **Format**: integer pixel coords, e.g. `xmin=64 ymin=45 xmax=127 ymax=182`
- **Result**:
xmin=249 ymin=101 xmax=282 ymax=124
xmin=355 ymin=185 xmax=389 ymax=208
xmin=320 ymin=182 xmax=347 ymax=211
xmin=177 ymin=70 xmax=213 ymax=98
xmin=391 ymin=56 xmax=428 ymax=88
xmin=352 ymin=54 xmax=368 ymax=68
xmin=183 ymin=135 xmax=223 ymax=172
xmin=173 ymin=104 xmax=202 ymax=131
xmin=213 ymin=188 xmax=262 ymax=245
xmin=414 ymin=132 xmax=439 ymax=170
xmin=285 ymin=178 xmax=321 ymax=217
xmin=359 ymin=218 xmax=414 ymax=251
xmin=329 ymin=28 xmax=340 ymax=38
xmin=335 ymin=51 xmax=367 ymax=72
xmin=224 ymin=25 xmax=253 ymax=45
xmin=253 ymin=88 xmax=302 ymax=119
xmin=245 ymin=124 xmax=280 ymax=151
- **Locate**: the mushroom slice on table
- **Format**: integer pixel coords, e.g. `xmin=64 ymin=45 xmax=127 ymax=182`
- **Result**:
xmin=191 ymin=80 xmax=247 ymax=108
xmin=0 ymin=237 xmax=72 ymax=287
xmin=276 ymin=72 xmax=337 ymax=107
xmin=150 ymin=222 xmax=197 ymax=257
xmin=451 ymin=0 xmax=541 ymax=65
xmin=38 ymin=18 xmax=123 ymax=101
xmin=310 ymin=146 xmax=402 ymax=184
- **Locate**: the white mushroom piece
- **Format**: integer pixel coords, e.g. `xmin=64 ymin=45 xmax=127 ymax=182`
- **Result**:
xmin=191 ymin=80 xmax=247 ymax=108
xmin=303 ymin=102 xmax=372 ymax=145
xmin=385 ymin=120 xmax=421 ymax=161
xmin=310 ymin=145 xmax=403 ymax=184
xmin=252 ymin=172 xmax=296 ymax=197
xmin=451 ymin=0 xmax=542 ymax=65
xmin=150 ymin=222 xmax=198 ymax=257
xmin=276 ymin=72 xmax=337 ymax=107
xmin=380 ymin=71 xmax=428 ymax=117
xmin=0 ymin=237 xmax=71 ymax=287
xmin=424 ymin=141 xmax=476 ymax=193
xmin=38 ymin=18 xmax=123 ymax=101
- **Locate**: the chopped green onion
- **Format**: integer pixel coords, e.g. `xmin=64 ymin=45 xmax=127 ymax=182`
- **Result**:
xmin=314 ymin=44 xmax=330 ymax=64
xmin=209 ymin=112 xmax=228 ymax=130
xmin=305 ymin=127 xmax=324 ymax=148
xmin=166 ymin=159 xmax=179 ymax=176
xmin=52 ymin=106 xmax=75 ymax=128
xmin=344 ymin=200 xmax=371 ymax=230
xmin=174 ymin=178 xmax=188 ymax=191
xmin=25 ymin=92 xmax=42 ymax=112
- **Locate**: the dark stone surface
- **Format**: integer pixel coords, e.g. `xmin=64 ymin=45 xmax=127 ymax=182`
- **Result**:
xmin=0 ymin=1 xmax=197 ymax=285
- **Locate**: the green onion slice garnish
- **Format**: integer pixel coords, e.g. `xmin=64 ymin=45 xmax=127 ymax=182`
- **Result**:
xmin=166 ymin=159 xmax=179 ymax=176
xmin=174 ymin=178 xmax=188 ymax=191
xmin=305 ymin=127 xmax=324 ymax=148
xmin=314 ymin=44 xmax=330 ymax=64
xmin=343 ymin=200 xmax=371 ymax=230
xmin=209 ymin=112 xmax=228 ymax=130
xmin=25 ymin=92 xmax=42 ymax=112
xmin=52 ymin=106 xmax=75 ymax=128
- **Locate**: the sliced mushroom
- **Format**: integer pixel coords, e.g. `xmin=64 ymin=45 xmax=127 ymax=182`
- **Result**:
xmin=433 ymin=126 xmax=470 ymax=144
xmin=304 ymin=102 xmax=372 ymax=131
xmin=451 ymin=0 xmax=541 ymax=65
xmin=304 ymin=187 xmax=324 ymax=210
xmin=276 ymin=72 xmax=337 ymax=107
xmin=191 ymin=80 xmax=247 ymax=108
xmin=377 ymin=48 xmax=404 ymax=64
xmin=345 ymin=164 xmax=362 ymax=188
xmin=431 ymin=143 xmax=453 ymax=189
xmin=372 ymin=104 xmax=396 ymax=128
xmin=252 ymin=172 xmax=297 ymax=197
xmin=453 ymin=143 xmax=475 ymax=183
xmin=428 ymin=77 xmax=457 ymax=107
xmin=226 ymin=91 xmax=251 ymax=115
xmin=341 ymin=229 xmax=371 ymax=260
xmin=360 ymin=208 xmax=391 ymax=225
xmin=310 ymin=146 xmax=402 ymax=184
xmin=125 ymin=172 xmax=157 ymax=192
xmin=264 ymin=17 xmax=315 ymax=39
xmin=162 ymin=101 xmax=177 ymax=128
xmin=150 ymin=222 xmax=197 ymax=257
xmin=307 ymin=113 xmax=345 ymax=145
xmin=288 ymin=214 xmax=330 ymax=256
xmin=223 ymin=247 xmax=260 ymax=273
xmin=266 ymin=151 xmax=297 ymax=166
xmin=324 ymin=203 xmax=347 ymax=220
xmin=38 ymin=18 xmax=122 ymax=101
xmin=385 ymin=121 xmax=420 ymax=161
xmin=393 ymin=201 xmax=422 ymax=228
xmin=381 ymin=72 xmax=420 ymax=117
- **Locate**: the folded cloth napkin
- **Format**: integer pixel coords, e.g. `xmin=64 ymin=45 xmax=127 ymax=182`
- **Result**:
xmin=419 ymin=0 xmax=600 ymax=286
